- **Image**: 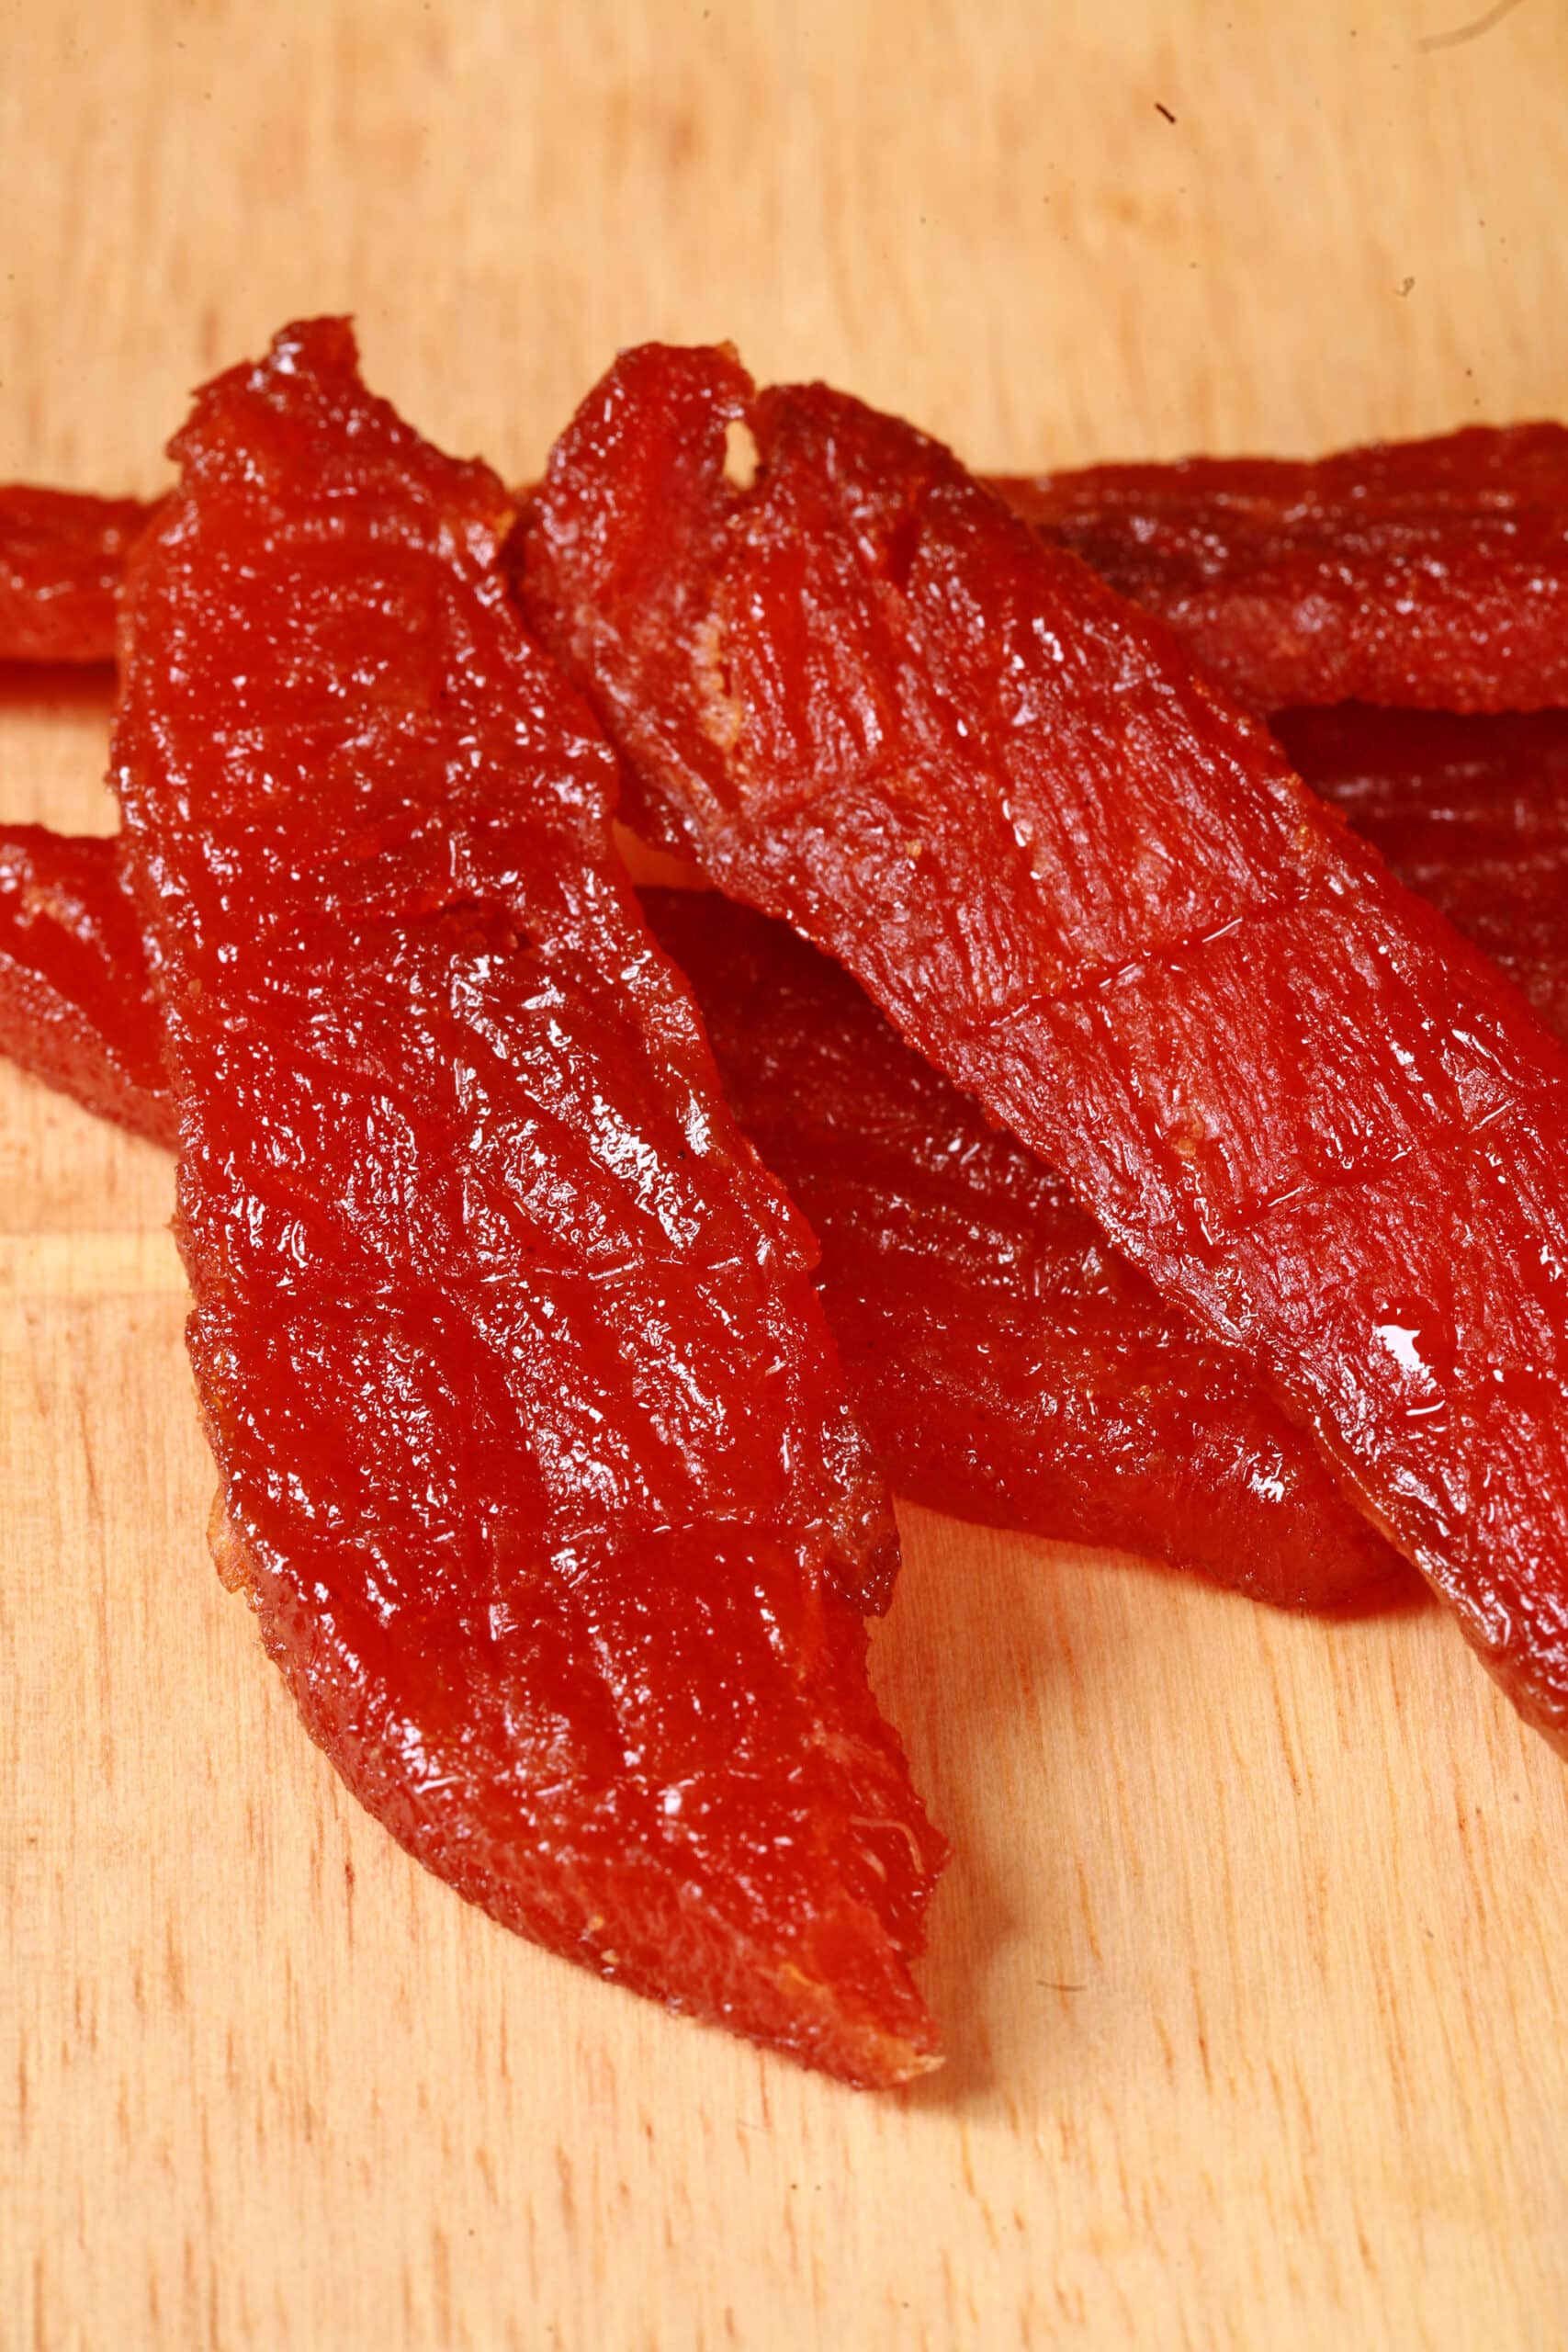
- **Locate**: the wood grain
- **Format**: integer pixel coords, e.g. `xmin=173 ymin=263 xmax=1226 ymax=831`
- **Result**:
xmin=5 ymin=2 xmax=1568 ymax=2345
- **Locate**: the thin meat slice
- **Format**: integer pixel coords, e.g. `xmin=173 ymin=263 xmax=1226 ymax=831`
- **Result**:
xmin=9 ymin=424 xmax=1567 ymax=715
xmin=105 ymin=318 xmax=942 ymax=2087
xmin=0 ymin=825 xmax=169 ymax=1141
xmin=0 ymin=820 xmax=1405 ymax=1607
xmin=645 ymin=888 xmax=1410 ymax=1610
xmin=0 ymin=486 xmax=154 ymax=663
xmin=17 ymin=424 xmax=1568 ymax=718
xmin=995 ymin=425 xmax=1568 ymax=715
xmin=1283 ymin=706 xmax=1568 ymax=1041
xmin=519 ymin=344 xmax=1568 ymax=1751
xmin=11 ymin=723 xmax=1566 ymax=1617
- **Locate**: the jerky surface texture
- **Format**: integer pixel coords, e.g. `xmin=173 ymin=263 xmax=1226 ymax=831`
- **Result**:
xmin=521 ymin=344 xmax=1568 ymax=1749
xmin=0 ymin=828 xmax=1403 ymax=1610
xmin=14 ymin=420 xmax=1568 ymax=712
xmin=7 ymin=727 xmax=1560 ymax=1613
xmin=0 ymin=825 xmax=169 ymax=1140
xmin=997 ymin=425 xmax=1568 ymax=714
xmin=0 ymin=486 xmax=153 ymax=663
xmin=1284 ymin=705 xmax=1568 ymax=1043
xmin=107 ymin=319 xmax=942 ymax=2086
xmin=647 ymin=888 xmax=1408 ymax=1610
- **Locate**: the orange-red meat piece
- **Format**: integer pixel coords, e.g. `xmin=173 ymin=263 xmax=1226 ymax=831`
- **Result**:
xmin=20 ymin=423 xmax=1568 ymax=719
xmin=15 ymin=706 xmax=1568 ymax=1610
xmin=0 ymin=822 xmax=1404 ymax=1607
xmin=997 ymin=425 xmax=1568 ymax=714
xmin=520 ymin=345 xmax=1568 ymax=1751
xmin=646 ymin=889 xmax=1409 ymax=1609
xmin=0 ymin=826 xmax=169 ymax=1141
xmin=0 ymin=486 xmax=154 ymax=663
xmin=1282 ymin=706 xmax=1568 ymax=1042
xmin=103 ymin=319 xmax=942 ymax=2086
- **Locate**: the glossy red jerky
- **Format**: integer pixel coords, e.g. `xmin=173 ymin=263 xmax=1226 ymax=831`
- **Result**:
xmin=0 ymin=826 xmax=169 ymax=1142
xmin=0 ymin=825 xmax=1404 ymax=1609
xmin=107 ymin=319 xmax=942 ymax=2087
xmin=18 ymin=713 xmax=1568 ymax=1244
xmin=0 ymin=486 xmax=154 ymax=663
xmin=1284 ymin=706 xmax=1568 ymax=1043
xmin=645 ymin=889 xmax=1408 ymax=1610
xmin=997 ymin=425 xmax=1568 ymax=714
xmin=521 ymin=345 xmax=1568 ymax=1750
xmin=15 ymin=729 xmax=1568 ymax=1619
xmin=14 ymin=718 xmax=1568 ymax=1611
xmin=14 ymin=424 xmax=1568 ymax=711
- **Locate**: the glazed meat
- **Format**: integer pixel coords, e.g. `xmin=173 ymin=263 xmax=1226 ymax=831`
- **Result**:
xmin=103 ymin=319 xmax=943 ymax=2086
xmin=519 ymin=344 xmax=1568 ymax=1749
xmin=20 ymin=421 xmax=1568 ymax=717
xmin=646 ymin=888 xmax=1408 ymax=1610
xmin=0 ymin=824 xmax=168 ymax=1140
xmin=1 ymin=822 xmax=1402 ymax=1607
xmin=1281 ymin=704 xmax=1568 ymax=1038
xmin=998 ymin=425 xmax=1568 ymax=714
xmin=0 ymin=485 xmax=152 ymax=662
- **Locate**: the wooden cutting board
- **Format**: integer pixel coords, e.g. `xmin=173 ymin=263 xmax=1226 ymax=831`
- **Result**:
xmin=6 ymin=3 xmax=1567 ymax=2345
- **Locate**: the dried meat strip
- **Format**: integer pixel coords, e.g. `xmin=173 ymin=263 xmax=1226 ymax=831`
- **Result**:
xmin=519 ymin=345 xmax=1568 ymax=1750
xmin=0 ymin=485 xmax=154 ymax=664
xmin=0 ymin=821 xmax=1405 ymax=1607
xmin=19 ymin=420 xmax=1568 ymax=718
xmin=13 ymin=711 xmax=1566 ymax=1609
xmin=1283 ymin=705 xmax=1568 ymax=1042
xmin=105 ymin=319 xmax=943 ymax=2086
xmin=23 ymin=706 xmax=1568 ymax=1612
xmin=0 ymin=825 xmax=169 ymax=1141
xmin=996 ymin=424 xmax=1568 ymax=714
xmin=645 ymin=889 xmax=1410 ymax=1610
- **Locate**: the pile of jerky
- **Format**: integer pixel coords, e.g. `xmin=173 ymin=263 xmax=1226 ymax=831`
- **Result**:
xmin=4 ymin=321 xmax=1567 ymax=2086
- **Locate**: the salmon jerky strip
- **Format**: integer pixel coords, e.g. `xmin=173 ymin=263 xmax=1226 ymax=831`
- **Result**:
xmin=519 ymin=345 xmax=1568 ymax=1751
xmin=1280 ymin=706 xmax=1568 ymax=1042
xmin=0 ymin=816 xmax=1406 ymax=1609
xmin=0 ymin=825 xmax=168 ymax=1140
xmin=0 ymin=485 xmax=153 ymax=663
xmin=106 ymin=319 xmax=942 ymax=2087
xmin=16 ymin=707 xmax=1567 ymax=1605
xmin=646 ymin=888 xmax=1410 ymax=1611
xmin=19 ymin=418 xmax=1568 ymax=717
xmin=997 ymin=424 xmax=1568 ymax=715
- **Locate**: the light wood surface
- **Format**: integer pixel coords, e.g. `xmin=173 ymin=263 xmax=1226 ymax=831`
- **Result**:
xmin=5 ymin=4 xmax=1568 ymax=2346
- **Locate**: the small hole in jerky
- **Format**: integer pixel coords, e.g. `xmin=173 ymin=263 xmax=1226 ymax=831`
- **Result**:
xmin=724 ymin=420 xmax=759 ymax=491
